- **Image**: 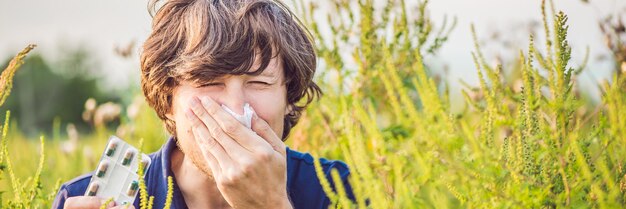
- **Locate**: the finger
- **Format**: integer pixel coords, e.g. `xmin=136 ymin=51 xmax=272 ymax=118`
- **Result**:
xmin=186 ymin=115 xmax=228 ymax=177
xmin=186 ymin=106 xmax=238 ymax=165
xmin=199 ymin=96 xmax=272 ymax=152
xmin=191 ymin=125 xmax=233 ymax=175
xmin=198 ymin=141 xmax=221 ymax=179
xmin=64 ymin=196 xmax=114 ymax=209
xmin=250 ymin=108 xmax=286 ymax=156
xmin=186 ymin=120 xmax=220 ymax=179
xmin=188 ymin=97 xmax=249 ymax=155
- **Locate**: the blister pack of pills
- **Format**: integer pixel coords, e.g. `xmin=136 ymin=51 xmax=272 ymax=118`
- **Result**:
xmin=84 ymin=136 xmax=151 ymax=205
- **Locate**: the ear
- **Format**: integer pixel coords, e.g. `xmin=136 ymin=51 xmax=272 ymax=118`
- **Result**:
xmin=165 ymin=110 xmax=174 ymax=120
xmin=284 ymin=104 xmax=293 ymax=115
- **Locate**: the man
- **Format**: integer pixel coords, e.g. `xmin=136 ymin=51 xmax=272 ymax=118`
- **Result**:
xmin=52 ymin=0 xmax=354 ymax=208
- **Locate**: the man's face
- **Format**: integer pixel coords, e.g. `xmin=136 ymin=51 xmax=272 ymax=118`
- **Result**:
xmin=166 ymin=57 xmax=288 ymax=175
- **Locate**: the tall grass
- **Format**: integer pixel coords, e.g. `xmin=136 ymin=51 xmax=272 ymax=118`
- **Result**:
xmin=0 ymin=44 xmax=59 ymax=208
xmin=1 ymin=0 xmax=625 ymax=208
xmin=293 ymin=0 xmax=626 ymax=208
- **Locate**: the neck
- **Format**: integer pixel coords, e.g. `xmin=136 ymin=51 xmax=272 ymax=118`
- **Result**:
xmin=170 ymin=148 xmax=231 ymax=208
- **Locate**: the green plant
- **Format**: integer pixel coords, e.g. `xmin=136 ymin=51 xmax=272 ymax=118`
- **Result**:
xmin=0 ymin=45 xmax=59 ymax=208
xmin=2 ymin=0 xmax=626 ymax=208
xmin=296 ymin=0 xmax=626 ymax=208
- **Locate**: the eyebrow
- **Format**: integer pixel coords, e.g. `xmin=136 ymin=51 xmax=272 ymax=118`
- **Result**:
xmin=249 ymin=69 xmax=281 ymax=83
xmin=256 ymin=69 xmax=277 ymax=78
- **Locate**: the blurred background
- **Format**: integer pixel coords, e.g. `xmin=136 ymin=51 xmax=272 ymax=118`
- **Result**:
xmin=3 ymin=0 xmax=626 ymax=207
xmin=1 ymin=0 xmax=625 ymax=138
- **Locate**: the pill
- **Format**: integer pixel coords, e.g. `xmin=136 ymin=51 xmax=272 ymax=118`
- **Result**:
xmin=127 ymin=180 xmax=139 ymax=196
xmin=87 ymin=182 xmax=99 ymax=196
xmin=106 ymin=142 xmax=118 ymax=156
xmin=122 ymin=150 xmax=135 ymax=166
xmin=96 ymin=161 xmax=108 ymax=178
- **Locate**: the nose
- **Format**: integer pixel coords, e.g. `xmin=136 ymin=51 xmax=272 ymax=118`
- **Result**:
xmin=215 ymin=81 xmax=246 ymax=115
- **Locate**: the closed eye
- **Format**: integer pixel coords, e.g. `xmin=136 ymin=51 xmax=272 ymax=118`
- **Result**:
xmin=249 ymin=81 xmax=271 ymax=85
xmin=198 ymin=83 xmax=224 ymax=87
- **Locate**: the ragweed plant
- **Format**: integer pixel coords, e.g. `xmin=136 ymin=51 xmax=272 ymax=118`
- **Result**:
xmin=133 ymin=138 xmax=173 ymax=209
xmin=2 ymin=0 xmax=626 ymax=209
xmin=0 ymin=44 xmax=35 ymax=107
xmin=293 ymin=0 xmax=626 ymax=208
xmin=0 ymin=45 xmax=60 ymax=208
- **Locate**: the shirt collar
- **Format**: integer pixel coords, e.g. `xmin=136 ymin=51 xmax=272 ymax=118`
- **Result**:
xmin=158 ymin=136 xmax=188 ymax=209
xmin=160 ymin=136 xmax=177 ymax=181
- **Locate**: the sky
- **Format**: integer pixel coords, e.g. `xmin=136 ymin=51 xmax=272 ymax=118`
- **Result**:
xmin=427 ymin=0 xmax=625 ymax=106
xmin=1 ymin=0 xmax=625 ymax=108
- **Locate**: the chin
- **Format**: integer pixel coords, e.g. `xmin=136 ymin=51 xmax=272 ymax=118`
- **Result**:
xmin=189 ymin=152 xmax=214 ymax=178
xmin=176 ymin=130 xmax=215 ymax=178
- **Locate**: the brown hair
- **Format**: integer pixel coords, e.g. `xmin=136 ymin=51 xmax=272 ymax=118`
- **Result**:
xmin=140 ymin=0 xmax=321 ymax=140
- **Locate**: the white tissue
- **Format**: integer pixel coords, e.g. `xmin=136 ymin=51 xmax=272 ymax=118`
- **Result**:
xmin=221 ymin=103 xmax=253 ymax=129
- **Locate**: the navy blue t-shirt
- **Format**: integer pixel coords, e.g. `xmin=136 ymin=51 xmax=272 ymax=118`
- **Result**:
xmin=52 ymin=137 xmax=354 ymax=209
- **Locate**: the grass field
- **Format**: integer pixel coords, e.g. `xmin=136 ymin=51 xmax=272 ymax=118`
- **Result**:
xmin=2 ymin=0 xmax=626 ymax=208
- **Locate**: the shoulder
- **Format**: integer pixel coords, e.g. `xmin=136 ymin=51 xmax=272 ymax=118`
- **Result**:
xmin=286 ymin=147 xmax=350 ymax=174
xmin=285 ymin=147 xmax=353 ymax=209
xmin=51 ymin=172 xmax=93 ymax=209
xmin=58 ymin=172 xmax=94 ymax=196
